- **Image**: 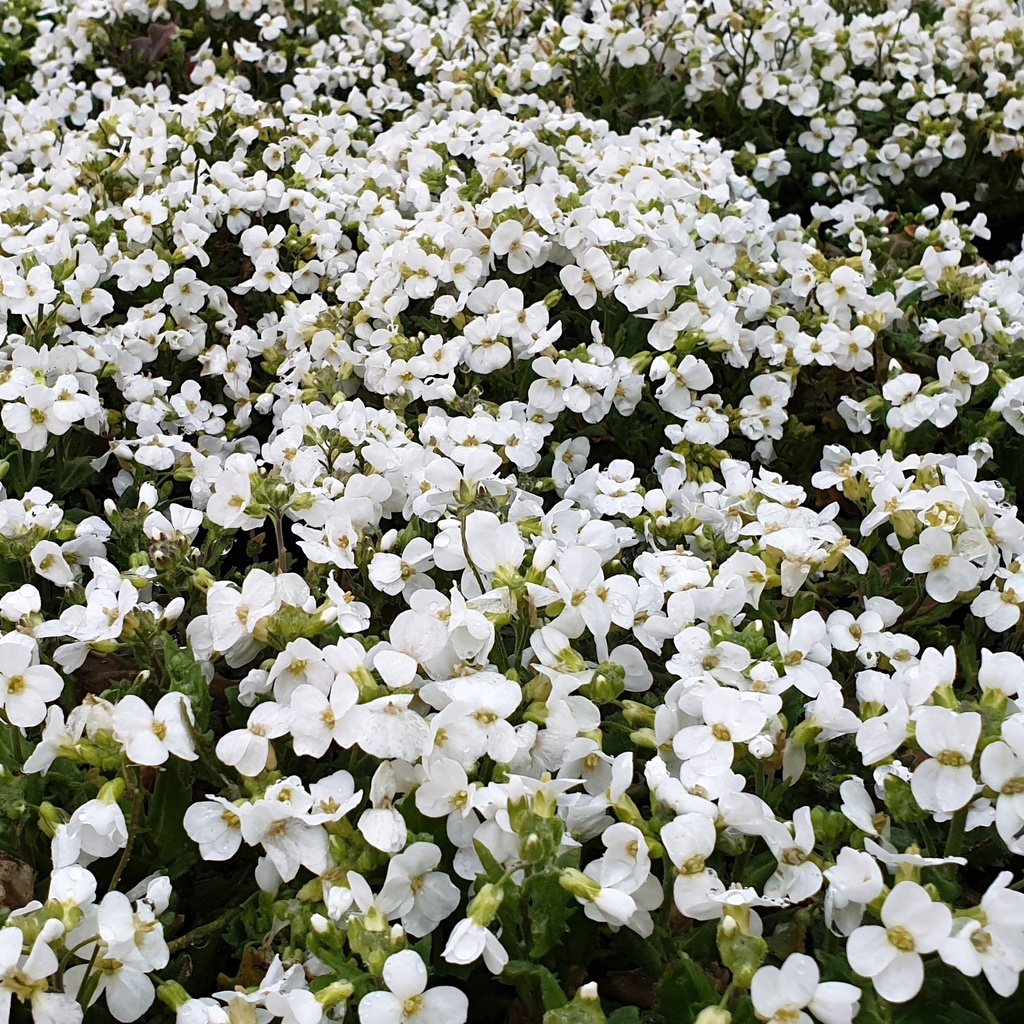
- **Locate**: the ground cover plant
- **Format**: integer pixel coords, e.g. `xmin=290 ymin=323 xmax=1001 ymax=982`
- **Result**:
xmin=3 ymin=0 xmax=1024 ymax=1021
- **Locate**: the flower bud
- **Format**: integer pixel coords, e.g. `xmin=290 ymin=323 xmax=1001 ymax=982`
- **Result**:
xmin=191 ymin=567 xmax=216 ymax=593
xmin=559 ymin=868 xmax=601 ymax=902
xmin=98 ymin=777 xmax=126 ymax=804
xmin=156 ymin=982 xmax=191 ymax=1012
xmin=621 ymin=701 xmax=656 ymax=729
xmin=315 ymin=981 xmax=354 ymax=1008
xmin=37 ymin=802 xmax=68 ymax=838
xmin=695 ymin=1009 xmax=732 ymax=1024
xmin=467 ymin=883 xmax=503 ymax=926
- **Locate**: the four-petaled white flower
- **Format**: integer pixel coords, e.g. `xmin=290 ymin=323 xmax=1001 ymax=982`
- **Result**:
xmin=847 ymin=881 xmax=953 ymax=1003
xmin=358 ymin=950 xmax=468 ymax=1024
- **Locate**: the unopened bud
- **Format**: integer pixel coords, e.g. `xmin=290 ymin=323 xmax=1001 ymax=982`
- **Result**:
xmin=156 ymin=982 xmax=191 ymax=1012
xmin=695 ymin=1009 xmax=732 ymax=1024
xmin=98 ymin=777 xmax=126 ymax=804
xmin=315 ymin=981 xmax=354 ymax=1008
xmin=559 ymin=868 xmax=601 ymax=902
xmin=467 ymin=882 xmax=503 ymax=926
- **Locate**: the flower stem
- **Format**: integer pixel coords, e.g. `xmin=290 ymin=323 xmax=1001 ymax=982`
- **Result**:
xmin=273 ymin=513 xmax=288 ymax=575
xmin=167 ymin=896 xmax=255 ymax=954
xmin=107 ymin=781 xmax=145 ymax=894
xmin=945 ymin=805 xmax=968 ymax=858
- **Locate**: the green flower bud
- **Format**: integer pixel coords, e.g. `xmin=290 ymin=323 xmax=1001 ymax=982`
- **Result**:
xmin=559 ymin=868 xmax=601 ymax=902
xmin=37 ymin=802 xmax=68 ymax=838
xmin=467 ymin=883 xmax=503 ymax=926
xmin=191 ymin=567 xmax=216 ymax=593
xmin=621 ymin=701 xmax=656 ymax=729
xmin=156 ymin=982 xmax=192 ymax=1012
xmin=98 ymin=777 xmax=125 ymax=805
xmin=581 ymin=664 xmax=625 ymax=705
xmin=315 ymin=981 xmax=354 ymax=1008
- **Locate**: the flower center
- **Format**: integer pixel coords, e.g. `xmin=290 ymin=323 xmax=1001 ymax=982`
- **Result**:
xmin=681 ymin=855 xmax=705 ymax=875
xmin=886 ymin=925 xmax=916 ymax=952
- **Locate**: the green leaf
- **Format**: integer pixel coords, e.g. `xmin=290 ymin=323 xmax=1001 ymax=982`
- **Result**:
xmin=162 ymin=634 xmax=211 ymax=731
xmin=607 ymin=1008 xmax=641 ymax=1024
xmin=655 ymin=955 xmax=718 ymax=1024
xmin=503 ymin=960 xmax=568 ymax=1019
xmin=526 ymin=868 xmax=574 ymax=959
xmin=473 ymin=838 xmax=507 ymax=885
xmin=147 ymin=758 xmax=197 ymax=881
xmin=53 ymin=456 xmax=100 ymax=499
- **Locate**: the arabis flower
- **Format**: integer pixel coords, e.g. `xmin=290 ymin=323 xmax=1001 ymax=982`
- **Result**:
xmin=910 ymin=706 xmax=981 ymax=813
xmin=751 ymin=953 xmax=860 ymax=1024
xmin=358 ymin=950 xmax=468 ymax=1024
xmin=901 ymin=527 xmax=982 ymax=603
xmin=112 ymin=694 xmax=198 ymax=766
xmin=846 ymin=882 xmax=953 ymax=1003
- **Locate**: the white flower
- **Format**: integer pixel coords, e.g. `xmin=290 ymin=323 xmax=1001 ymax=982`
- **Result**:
xmin=661 ymin=812 xmax=724 ymax=919
xmin=378 ymin=842 xmax=460 ymax=938
xmin=823 ymin=847 xmax=883 ymax=936
xmin=751 ymin=953 xmax=860 ymax=1024
xmin=29 ymin=540 xmax=75 ymax=587
xmin=183 ymin=797 xmax=244 ymax=861
xmin=910 ymin=706 xmax=981 ymax=813
xmin=901 ymin=527 xmax=982 ymax=603
xmin=762 ymin=808 xmax=823 ymax=903
xmin=939 ymin=872 xmax=1024 ymax=996
xmin=2 ymin=385 xmax=75 ymax=451
xmin=288 ymin=678 xmax=359 ymax=758
xmin=0 ymin=636 xmax=63 ymax=727
xmin=672 ymin=690 xmax=778 ymax=774
xmin=442 ymin=918 xmax=509 ymax=974
xmin=347 ymin=695 xmax=430 ymax=762
xmin=358 ymin=950 xmax=468 ymax=1024
xmin=846 ymin=881 xmax=953 ymax=1003
xmin=61 ymin=796 xmax=129 ymax=866
xmin=0 ymin=920 xmax=76 ymax=1023
xmin=216 ymin=702 xmax=291 ymax=777
xmin=240 ymin=801 xmax=329 ymax=883
xmin=112 ymin=693 xmax=197 ymax=766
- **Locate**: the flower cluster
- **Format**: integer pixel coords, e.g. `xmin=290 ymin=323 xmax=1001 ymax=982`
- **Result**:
xmin=1 ymin=1 xmax=1024 ymax=1023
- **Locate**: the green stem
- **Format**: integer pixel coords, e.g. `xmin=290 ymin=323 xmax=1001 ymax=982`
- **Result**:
xmin=718 ymin=979 xmax=737 ymax=1008
xmin=460 ymin=511 xmax=488 ymax=596
xmin=167 ymin=896 xmax=255 ymax=954
xmin=273 ymin=513 xmax=288 ymax=575
xmin=945 ymin=805 xmax=968 ymax=858
xmin=108 ymin=783 xmax=145 ymax=894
